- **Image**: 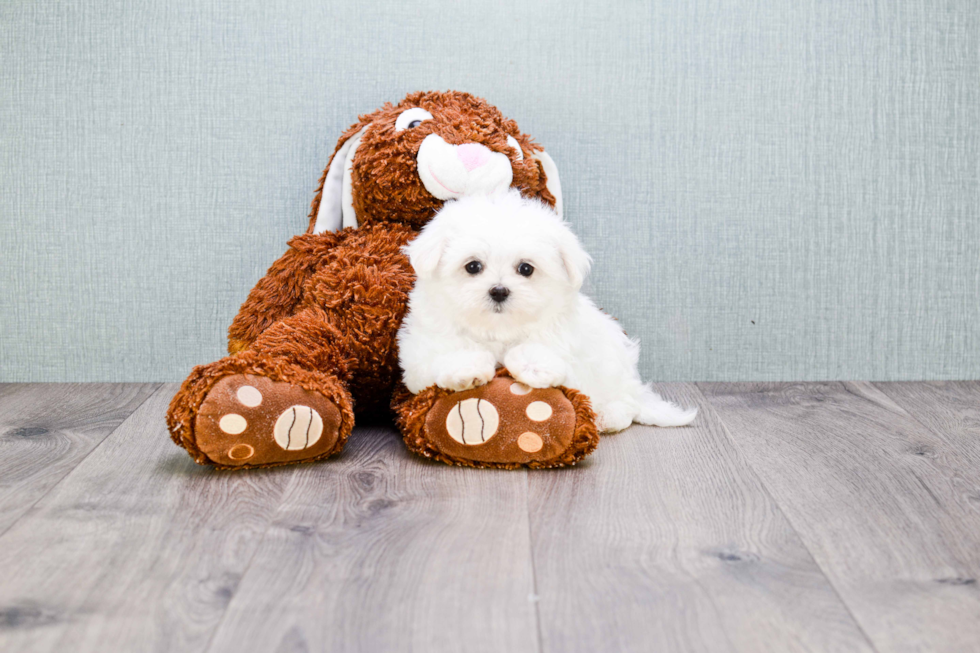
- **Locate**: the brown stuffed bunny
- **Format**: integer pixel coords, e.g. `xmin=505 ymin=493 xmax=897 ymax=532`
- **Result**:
xmin=167 ymin=91 xmax=599 ymax=469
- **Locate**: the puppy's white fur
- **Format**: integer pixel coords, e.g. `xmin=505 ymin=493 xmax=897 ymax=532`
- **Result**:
xmin=398 ymin=190 xmax=697 ymax=432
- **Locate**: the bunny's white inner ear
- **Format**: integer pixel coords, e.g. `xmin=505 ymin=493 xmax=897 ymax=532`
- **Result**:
xmin=313 ymin=126 xmax=367 ymax=234
xmin=531 ymin=150 xmax=562 ymax=218
xmin=340 ymin=128 xmax=365 ymax=229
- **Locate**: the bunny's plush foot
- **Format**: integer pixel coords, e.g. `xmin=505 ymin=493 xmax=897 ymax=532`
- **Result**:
xmin=393 ymin=369 xmax=599 ymax=469
xmin=167 ymin=357 xmax=354 ymax=469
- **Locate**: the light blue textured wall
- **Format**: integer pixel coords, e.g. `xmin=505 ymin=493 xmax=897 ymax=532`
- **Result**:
xmin=1 ymin=1 xmax=978 ymax=382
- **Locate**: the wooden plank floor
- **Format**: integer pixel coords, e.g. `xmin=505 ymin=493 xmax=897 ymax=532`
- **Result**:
xmin=0 ymin=382 xmax=977 ymax=653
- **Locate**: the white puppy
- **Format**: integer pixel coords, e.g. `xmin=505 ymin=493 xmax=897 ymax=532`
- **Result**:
xmin=397 ymin=190 xmax=697 ymax=433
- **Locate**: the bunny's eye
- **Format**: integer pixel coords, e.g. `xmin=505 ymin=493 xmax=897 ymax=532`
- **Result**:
xmin=465 ymin=261 xmax=484 ymax=275
xmin=517 ymin=262 xmax=534 ymax=277
xmin=395 ymin=108 xmax=434 ymax=132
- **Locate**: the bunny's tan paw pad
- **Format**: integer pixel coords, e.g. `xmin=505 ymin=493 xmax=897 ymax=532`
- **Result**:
xmin=194 ymin=375 xmax=343 ymax=468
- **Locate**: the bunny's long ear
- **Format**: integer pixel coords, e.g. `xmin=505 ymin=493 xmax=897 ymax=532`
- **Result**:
xmin=309 ymin=125 xmax=368 ymax=234
xmin=532 ymin=150 xmax=563 ymax=218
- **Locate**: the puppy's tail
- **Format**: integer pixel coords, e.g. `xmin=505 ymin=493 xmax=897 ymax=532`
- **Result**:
xmin=636 ymin=385 xmax=698 ymax=427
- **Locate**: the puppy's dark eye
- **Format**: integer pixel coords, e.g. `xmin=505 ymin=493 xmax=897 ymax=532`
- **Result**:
xmin=465 ymin=261 xmax=484 ymax=275
xmin=407 ymin=120 xmax=422 ymax=129
xmin=517 ymin=262 xmax=534 ymax=277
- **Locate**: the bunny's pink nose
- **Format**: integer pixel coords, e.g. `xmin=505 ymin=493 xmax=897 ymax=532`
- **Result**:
xmin=456 ymin=143 xmax=492 ymax=172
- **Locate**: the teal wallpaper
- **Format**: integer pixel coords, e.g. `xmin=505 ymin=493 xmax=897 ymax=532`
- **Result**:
xmin=1 ymin=0 xmax=977 ymax=381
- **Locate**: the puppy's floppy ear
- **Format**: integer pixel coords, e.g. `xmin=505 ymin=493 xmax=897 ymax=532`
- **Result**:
xmin=553 ymin=222 xmax=591 ymax=290
xmin=405 ymin=221 xmax=450 ymax=278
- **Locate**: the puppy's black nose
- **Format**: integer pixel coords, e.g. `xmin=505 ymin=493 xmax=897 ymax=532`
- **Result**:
xmin=489 ymin=285 xmax=510 ymax=303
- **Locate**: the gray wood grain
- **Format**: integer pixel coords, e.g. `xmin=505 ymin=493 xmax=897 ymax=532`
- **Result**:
xmin=205 ymin=425 xmax=538 ymax=653
xmin=0 ymin=384 xmax=28 ymax=401
xmin=0 ymin=382 xmax=158 ymax=535
xmin=0 ymin=384 xmax=292 ymax=653
xmin=3 ymin=381 xmax=977 ymax=652
xmin=875 ymin=382 xmax=980 ymax=458
xmin=699 ymin=382 xmax=980 ymax=653
xmin=527 ymin=382 xmax=874 ymax=653
xmin=873 ymin=381 xmax=980 ymax=538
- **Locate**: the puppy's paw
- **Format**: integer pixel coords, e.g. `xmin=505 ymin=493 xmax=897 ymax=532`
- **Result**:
xmin=504 ymin=344 xmax=567 ymax=389
xmin=435 ymin=351 xmax=497 ymax=392
xmin=595 ymin=401 xmax=636 ymax=433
